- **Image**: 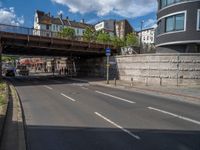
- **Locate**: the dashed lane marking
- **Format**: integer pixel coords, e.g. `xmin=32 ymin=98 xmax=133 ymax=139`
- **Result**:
xmin=148 ymin=107 xmax=200 ymax=125
xmin=95 ymin=90 xmax=135 ymax=104
xmin=44 ymin=86 xmax=53 ymax=90
xmin=61 ymin=93 xmax=76 ymax=102
xmin=95 ymin=112 xmax=140 ymax=140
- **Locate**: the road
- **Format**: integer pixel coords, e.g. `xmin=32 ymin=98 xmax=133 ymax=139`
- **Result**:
xmin=9 ymin=76 xmax=200 ymax=150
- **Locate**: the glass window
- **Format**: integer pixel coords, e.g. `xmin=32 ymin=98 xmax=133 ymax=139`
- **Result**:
xmin=175 ymin=14 xmax=184 ymax=30
xmin=167 ymin=0 xmax=174 ymax=5
xmin=160 ymin=0 xmax=166 ymax=9
xmin=165 ymin=13 xmax=185 ymax=32
xmin=160 ymin=0 xmax=184 ymax=9
xmin=166 ymin=16 xmax=174 ymax=32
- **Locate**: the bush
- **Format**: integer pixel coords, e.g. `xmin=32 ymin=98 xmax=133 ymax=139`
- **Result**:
xmin=0 ymin=82 xmax=6 ymax=106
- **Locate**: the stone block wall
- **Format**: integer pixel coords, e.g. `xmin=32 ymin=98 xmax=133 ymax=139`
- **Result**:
xmin=115 ymin=54 xmax=200 ymax=86
xmin=77 ymin=53 xmax=200 ymax=86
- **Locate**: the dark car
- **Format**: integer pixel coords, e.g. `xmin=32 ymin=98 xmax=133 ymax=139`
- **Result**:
xmin=5 ymin=67 xmax=15 ymax=77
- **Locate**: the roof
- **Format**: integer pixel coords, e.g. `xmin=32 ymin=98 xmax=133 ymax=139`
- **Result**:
xmin=36 ymin=10 xmax=94 ymax=29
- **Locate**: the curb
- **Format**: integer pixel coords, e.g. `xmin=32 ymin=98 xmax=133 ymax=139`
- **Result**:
xmin=0 ymin=83 xmax=9 ymax=146
xmin=70 ymin=78 xmax=200 ymax=105
xmin=93 ymin=82 xmax=200 ymax=105
xmin=9 ymin=84 xmax=27 ymax=150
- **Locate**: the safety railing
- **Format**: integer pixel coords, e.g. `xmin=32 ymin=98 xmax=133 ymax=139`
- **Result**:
xmin=0 ymin=23 xmax=85 ymax=40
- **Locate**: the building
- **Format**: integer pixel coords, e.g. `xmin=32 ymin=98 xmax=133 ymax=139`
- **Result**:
xmin=115 ymin=20 xmax=133 ymax=39
xmin=95 ymin=19 xmax=134 ymax=38
xmin=95 ymin=20 xmax=115 ymax=36
xmin=137 ymin=28 xmax=155 ymax=44
xmin=34 ymin=10 xmax=93 ymax=38
xmin=155 ymin=0 xmax=200 ymax=53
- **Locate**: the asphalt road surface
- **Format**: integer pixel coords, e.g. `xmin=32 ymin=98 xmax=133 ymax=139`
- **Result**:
xmin=8 ymin=76 xmax=200 ymax=150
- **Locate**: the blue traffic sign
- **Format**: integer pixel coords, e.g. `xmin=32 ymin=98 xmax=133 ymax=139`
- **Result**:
xmin=106 ymin=48 xmax=111 ymax=53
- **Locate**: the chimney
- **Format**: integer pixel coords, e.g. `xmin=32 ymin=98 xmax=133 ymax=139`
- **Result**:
xmin=66 ymin=16 xmax=69 ymax=20
xmin=80 ymin=19 xmax=85 ymax=23
xmin=48 ymin=12 xmax=50 ymax=17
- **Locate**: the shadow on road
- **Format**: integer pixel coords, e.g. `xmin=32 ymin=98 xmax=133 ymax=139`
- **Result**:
xmin=26 ymin=125 xmax=200 ymax=150
xmin=5 ymin=75 xmax=103 ymax=87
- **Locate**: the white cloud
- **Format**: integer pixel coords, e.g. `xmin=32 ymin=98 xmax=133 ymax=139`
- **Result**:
xmin=143 ymin=19 xmax=157 ymax=29
xmin=57 ymin=10 xmax=64 ymax=15
xmin=0 ymin=7 xmax=24 ymax=26
xmin=51 ymin=0 xmax=157 ymax=18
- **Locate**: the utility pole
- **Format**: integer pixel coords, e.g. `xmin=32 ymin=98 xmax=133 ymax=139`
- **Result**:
xmin=140 ymin=20 xmax=144 ymax=54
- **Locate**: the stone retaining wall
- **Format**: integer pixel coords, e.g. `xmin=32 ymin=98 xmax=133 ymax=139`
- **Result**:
xmin=116 ymin=54 xmax=200 ymax=86
xmin=77 ymin=53 xmax=200 ymax=86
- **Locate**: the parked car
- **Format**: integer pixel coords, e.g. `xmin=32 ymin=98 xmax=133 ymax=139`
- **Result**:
xmin=4 ymin=66 xmax=15 ymax=77
xmin=16 ymin=65 xmax=29 ymax=76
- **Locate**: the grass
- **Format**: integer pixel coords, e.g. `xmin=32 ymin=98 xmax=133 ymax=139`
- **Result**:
xmin=0 ymin=81 xmax=7 ymax=106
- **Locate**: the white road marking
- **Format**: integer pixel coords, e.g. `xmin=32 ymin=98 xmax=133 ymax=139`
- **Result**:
xmin=81 ymin=87 xmax=88 ymax=90
xmin=95 ymin=91 xmax=135 ymax=104
xmin=95 ymin=112 xmax=140 ymax=140
xmin=148 ymin=107 xmax=200 ymax=125
xmin=44 ymin=86 xmax=53 ymax=90
xmin=61 ymin=93 xmax=76 ymax=102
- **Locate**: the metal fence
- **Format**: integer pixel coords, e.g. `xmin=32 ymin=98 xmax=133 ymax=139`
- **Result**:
xmin=0 ymin=24 xmax=84 ymax=41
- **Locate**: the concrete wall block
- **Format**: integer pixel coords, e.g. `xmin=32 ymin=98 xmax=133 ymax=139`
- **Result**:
xmin=179 ymin=63 xmax=200 ymax=70
xmin=179 ymin=56 xmax=200 ymax=62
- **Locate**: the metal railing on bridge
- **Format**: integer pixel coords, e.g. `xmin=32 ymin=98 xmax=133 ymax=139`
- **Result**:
xmin=0 ymin=24 xmax=113 ymax=46
xmin=0 ymin=23 xmax=86 ymax=41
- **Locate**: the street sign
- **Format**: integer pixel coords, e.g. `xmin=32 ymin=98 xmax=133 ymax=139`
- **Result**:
xmin=106 ymin=48 xmax=111 ymax=53
xmin=106 ymin=48 xmax=111 ymax=56
xmin=106 ymin=53 xmax=111 ymax=56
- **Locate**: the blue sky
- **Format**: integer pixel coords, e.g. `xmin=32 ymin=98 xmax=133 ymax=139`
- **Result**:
xmin=0 ymin=0 xmax=157 ymax=31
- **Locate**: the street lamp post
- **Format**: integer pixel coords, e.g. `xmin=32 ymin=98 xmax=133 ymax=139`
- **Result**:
xmin=140 ymin=20 xmax=144 ymax=54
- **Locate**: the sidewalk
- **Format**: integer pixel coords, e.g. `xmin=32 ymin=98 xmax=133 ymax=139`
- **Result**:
xmin=0 ymin=84 xmax=26 ymax=150
xmin=71 ymin=78 xmax=200 ymax=105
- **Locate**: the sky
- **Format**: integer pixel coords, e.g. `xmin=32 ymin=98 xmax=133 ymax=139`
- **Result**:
xmin=0 ymin=0 xmax=158 ymax=31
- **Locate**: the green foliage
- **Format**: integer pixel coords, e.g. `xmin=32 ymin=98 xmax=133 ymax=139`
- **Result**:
xmin=126 ymin=33 xmax=139 ymax=47
xmin=96 ymin=31 xmax=111 ymax=44
xmin=59 ymin=27 xmax=75 ymax=39
xmin=2 ymin=56 xmax=18 ymax=62
xmin=111 ymin=36 xmax=126 ymax=48
xmin=0 ymin=82 xmax=6 ymax=106
xmin=83 ymin=27 xmax=97 ymax=42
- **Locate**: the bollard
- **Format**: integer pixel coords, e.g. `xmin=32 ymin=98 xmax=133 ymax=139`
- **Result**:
xmin=114 ymin=78 xmax=116 ymax=86
xmin=145 ymin=77 xmax=148 ymax=86
xmin=160 ymin=77 xmax=162 ymax=86
xmin=131 ymin=78 xmax=133 ymax=87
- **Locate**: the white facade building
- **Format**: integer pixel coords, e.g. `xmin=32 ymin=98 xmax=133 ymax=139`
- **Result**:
xmin=138 ymin=28 xmax=155 ymax=44
xmin=33 ymin=10 xmax=93 ymax=37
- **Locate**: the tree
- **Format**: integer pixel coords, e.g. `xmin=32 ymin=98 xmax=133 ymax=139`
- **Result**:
xmin=83 ymin=27 xmax=97 ymax=42
xmin=59 ymin=27 xmax=75 ymax=39
xmin=111 ymin=36 xmax=125 ymax=48
xmin=126 ymin=33 xmax=139 ymax=47
xmin=96 ymin=31 xmax=111 ymax=44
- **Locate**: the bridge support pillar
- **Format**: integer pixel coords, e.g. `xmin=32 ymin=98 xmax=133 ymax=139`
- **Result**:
xmin=0 ymin=43 xmax=2 ymax=79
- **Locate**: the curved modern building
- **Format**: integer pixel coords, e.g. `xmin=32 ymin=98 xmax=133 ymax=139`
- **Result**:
xmin=156 ymin=0 xmax=200 ymax=53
